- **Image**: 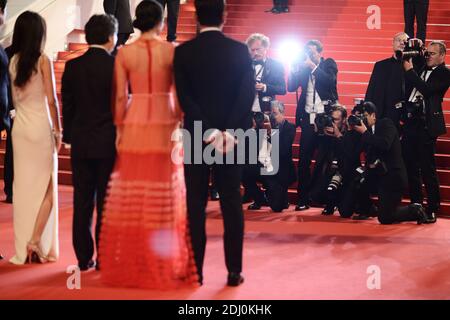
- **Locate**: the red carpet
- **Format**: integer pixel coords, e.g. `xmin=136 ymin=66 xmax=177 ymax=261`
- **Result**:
xmin=1 ymin=185 xmax=450 ymax=300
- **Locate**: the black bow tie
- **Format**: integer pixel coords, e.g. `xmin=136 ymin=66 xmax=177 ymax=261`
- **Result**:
xmin=253 ymin=60 xmax=264 ymax=66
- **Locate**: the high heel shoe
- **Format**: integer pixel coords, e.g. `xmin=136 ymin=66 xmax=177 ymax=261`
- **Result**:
xmin=26 ymin=242 xmax=48 ymax=264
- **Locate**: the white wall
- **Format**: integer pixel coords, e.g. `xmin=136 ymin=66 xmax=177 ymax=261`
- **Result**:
xmin=0 ymin=0 xmax=188 ymax=57
xmin=0 ymin=0 xmax=106 ymax=56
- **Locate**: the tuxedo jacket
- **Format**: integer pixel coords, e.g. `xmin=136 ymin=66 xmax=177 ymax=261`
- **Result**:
xmin=361 ymin=118 xmax=407 ymax=177
xmin=174 ymin=31 xmax=255 ymax=136
xmin=365 ymin=57 xmax=405 ymax=121
xmin=103 ymin=0 xmax=134 ymax=34
xmin=257 ymin=58 xmax=286 ymax=112
xmin=287 ymin=57 xmax=338 ymax=126
xmin=404 ymin=63 xmax=450 ymax=138
xmin=62 ymin=48 xmax=116 ymax=159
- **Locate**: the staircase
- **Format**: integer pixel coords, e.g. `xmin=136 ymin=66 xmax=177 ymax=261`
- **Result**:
xmin=2 ymin=0 xmax=449 ymax=213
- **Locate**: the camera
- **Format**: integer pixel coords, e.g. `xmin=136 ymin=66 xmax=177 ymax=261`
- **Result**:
xmin=314 ymin=101 xmax=336 ymax=135
xmin=348 ymin=99 xmax=367 ymax=127
xmin=348 ymin=114 xmax=365 ymax=126
xmin=253 ymin=111 xmax=266 ymax=129
xmin=395 ymin=38 xmax=427 ymax=61
xmin=401 ymin=96 xmax=424 ymax=121
xmin=260 ymin=96 xmax=272 ymax=112
xmin=327 ymin=160 xmax=343 ymax=191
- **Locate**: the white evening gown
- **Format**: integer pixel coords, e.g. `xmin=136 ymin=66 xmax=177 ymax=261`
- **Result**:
xmin=8 ymin=55 xmax=59 ymax=264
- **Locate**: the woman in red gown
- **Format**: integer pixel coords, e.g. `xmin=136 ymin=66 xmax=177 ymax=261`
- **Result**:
xmin=99 ymin=0 xmax=198 ymax=289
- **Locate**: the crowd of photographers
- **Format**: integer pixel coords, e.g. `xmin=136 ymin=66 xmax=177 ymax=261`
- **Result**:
xmin=233 ymin=32 xmax=450 ymax=225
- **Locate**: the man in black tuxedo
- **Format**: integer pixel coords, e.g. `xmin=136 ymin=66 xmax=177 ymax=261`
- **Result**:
xmin=103 ymin=0 xmax=133 ymax=52
xmin=153 ymin=0 xmax=180 ymax=42
xmin=287 ymin=39 xmax=338 ymax=210
xmin=404 ymin=0 xmax=429 ymax=42
xmin=246 ymin=33 xmax=286 ymax=113
xmin=365 ymin=32 xmax=410 ymax=127
xmin=62 ymin=14 xmax=118 ymax=271
xmin=244 ymin=101 xmax=296 ymax=212
xmin=174 ymin=0 xmax=255 ymax=286
xmin=402 ymin=41 xmax=450 ymax=223
xmin=349 ymin=102 xmax=428 ymax=224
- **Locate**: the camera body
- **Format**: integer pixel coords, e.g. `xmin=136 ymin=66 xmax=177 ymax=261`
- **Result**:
xmin=327 ymin=160 xmax=343 ymax=191
xmin=395 ymin=38 xmax=427 ymax=61
xmin=401 ymin=96 xmax=425 ymax=121
xmin=253 ymin=111 xmax=266 ymax=129
xmin=314 ymin=101 xmax=336 ymax=135
xmin=349 ymin=99 xmax=368 ymax=127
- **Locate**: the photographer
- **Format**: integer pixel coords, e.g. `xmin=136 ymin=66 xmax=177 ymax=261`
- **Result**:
xmin=402 ymin=41 xmax=450 ymax=223
xmin=287 ymin=39 xmax=338 ymax=210
xmin=309 ymin=104 xmax=347 ymax=215
xmin=342 ymin=101 xmax=429 ymax=224
xmin=365 ymin=32 xmax=411 ymax=128
xmin=243 ymin=101 xmax=296 ymax=212
xmin=246 ymin=33 xmax=286 ymax=113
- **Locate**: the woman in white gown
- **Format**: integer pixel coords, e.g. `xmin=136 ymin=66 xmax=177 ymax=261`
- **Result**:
xmin=8 ymin=11 xmax=62 ymax=264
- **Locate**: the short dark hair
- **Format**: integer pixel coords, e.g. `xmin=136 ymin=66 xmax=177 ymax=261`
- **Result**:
xmin=85 ymin=14 xmax=117 ymax=45
xmin=195 ymin=0 xmax=225 ymax=27
xmin=133 ymin=0 xmax=163 ymax=32
xmin=305 ymin=39 xmax=323 ymax=53
xmin=362 ymin=101 xmax=377 ymax=115
xmin=0 ymin=0 xmax=7 ymax=13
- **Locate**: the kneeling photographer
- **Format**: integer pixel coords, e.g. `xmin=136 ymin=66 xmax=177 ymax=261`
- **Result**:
xmin=309 ymin=104 xmax=348 ymax=215
xmin=340 ymin=101 xmax=429 ymax=224
xmin=242 ymin=101 xmax=296 ymax=212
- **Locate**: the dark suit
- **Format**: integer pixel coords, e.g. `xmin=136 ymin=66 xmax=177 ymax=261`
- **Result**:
xmin=62 ymin=47 xmax=117 ymax=268
xmin=1 ymin=46 xmax=13 ymax=201
xmin=343 ymin=119 xmax=418 ymax=224
xmin=174 ymin=30 xmax=255 ymax=280
xmin=365 ymin=57 xmax=405 ymax=126
xmin=287 ymin=57 xmax=338 ymax=205
xmin=255 ymin=57 xmax=286 ymax=112
xmin=402 ymin=63 xmax=450 ymax=212
xmin=404 ymin=0 xmax=429 ymax=42
xmin=103 ymin=0 xmax=133 ymax=48
xmin=361 ymin=118 xmax=419 ymax=224
xmin=154 ymin=0 xmax=180 ymax=42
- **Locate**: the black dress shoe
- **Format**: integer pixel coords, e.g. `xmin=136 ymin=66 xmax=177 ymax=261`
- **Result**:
xmin=248 ymin=202 xmax=262 ymax=210
xmin=410 ymin=203 xmax=428 ymax=225
xmin=227 ymin=273 xmax=244 ymax=287
xmin=295 ymin=203 xmax=310 ymax=211
xmin=210 ymin=189 xmax=220 ymax=201
xmin=425 ymin=209 xmax=437 ymax=224
xmin=0 ymin=253 xmax=4 ymax=260
xmin=322 ymin=206 xmax=336 ymax=215
xmin=280 ymin=7 xmax=289 ymax=13
xmin=78 ymin=260 xmax=95 ymax=271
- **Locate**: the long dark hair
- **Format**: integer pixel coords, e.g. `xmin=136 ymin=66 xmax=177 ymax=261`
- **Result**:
xmin=10 ymin=11 xmax=46 ymax=88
